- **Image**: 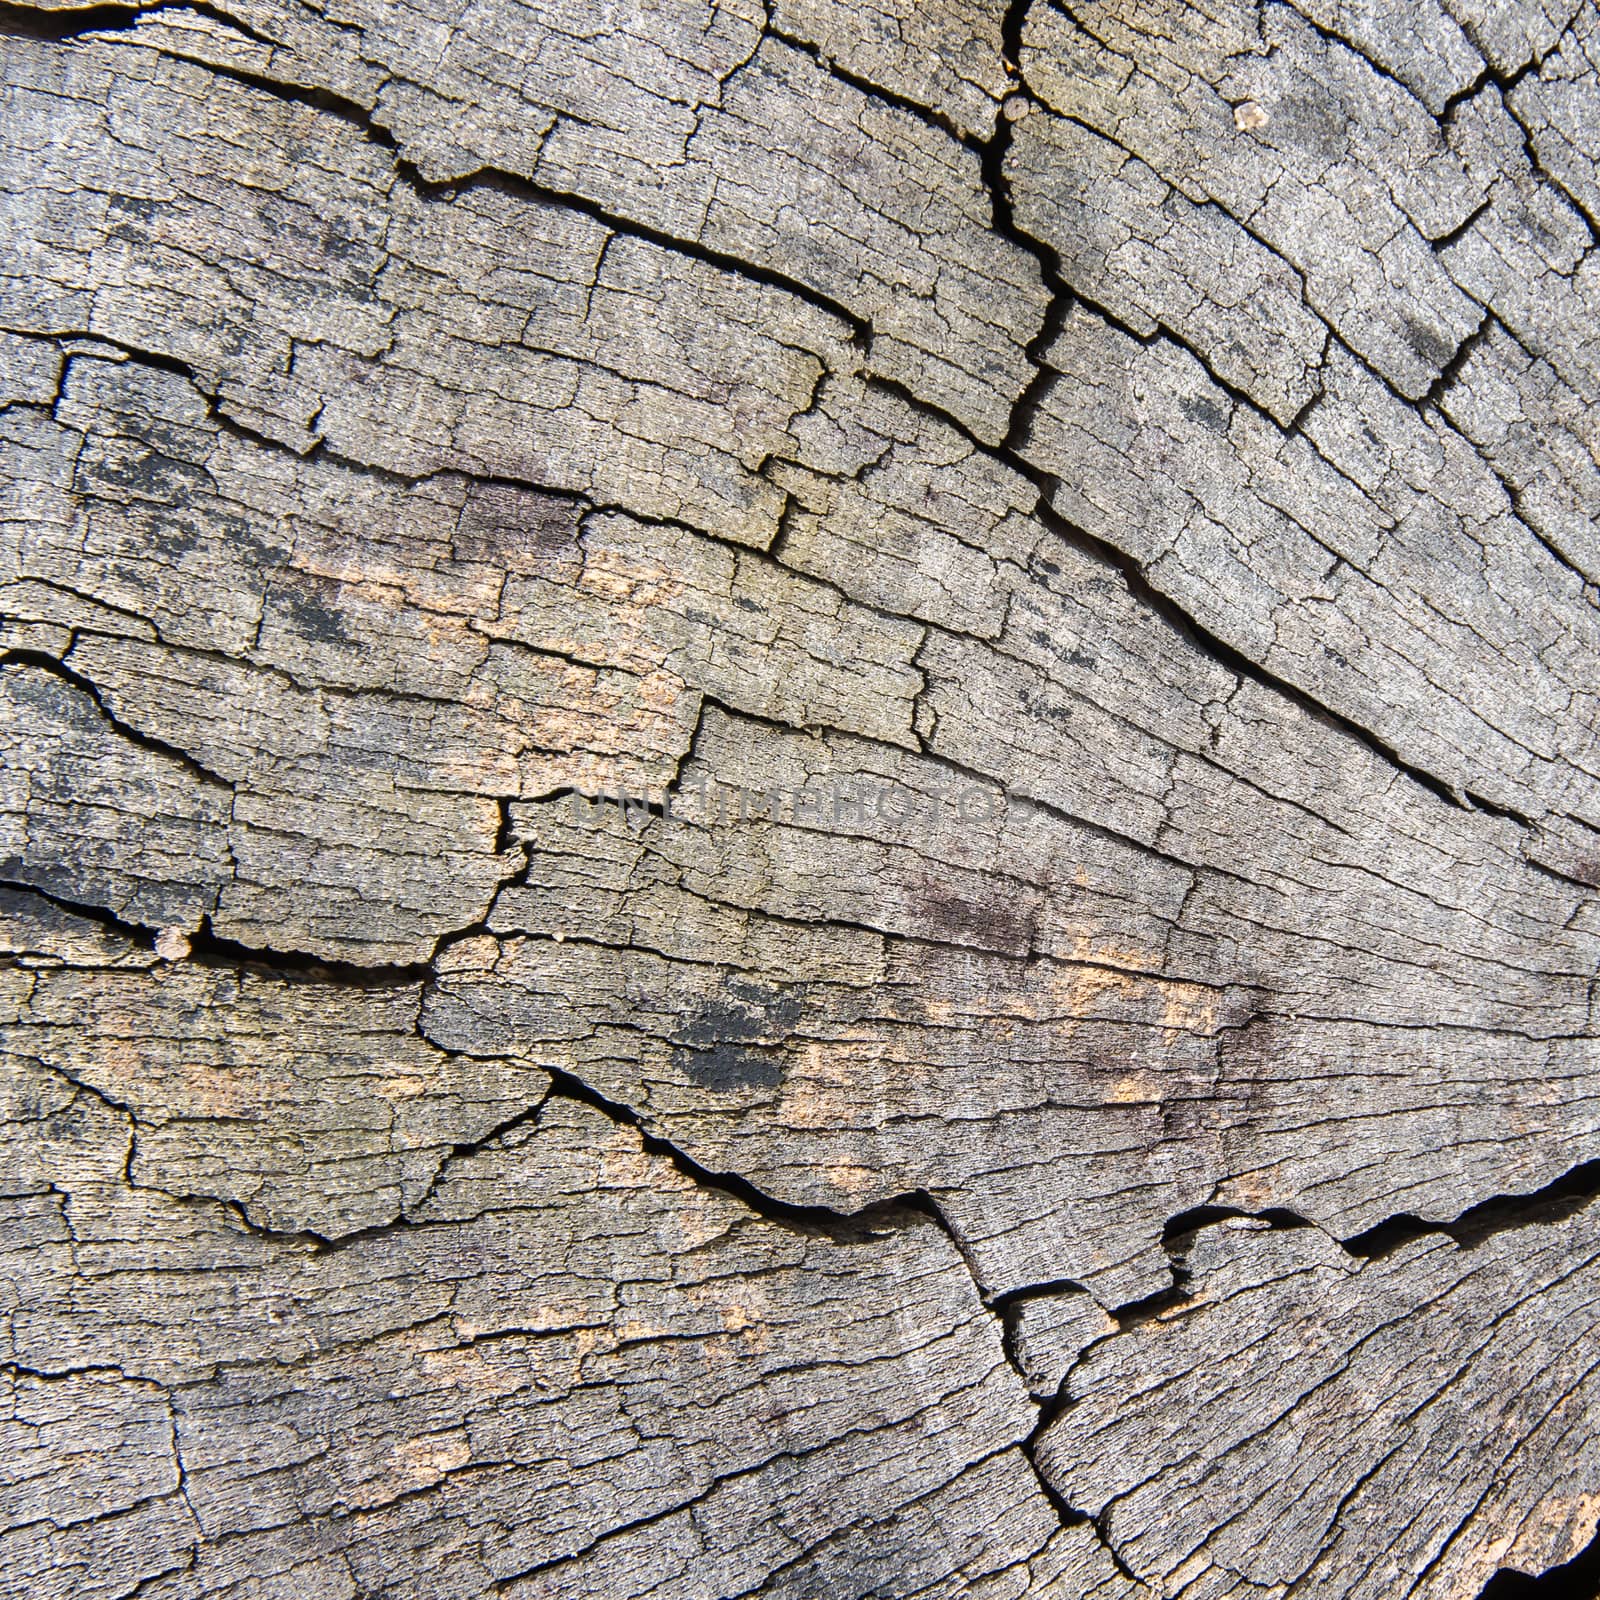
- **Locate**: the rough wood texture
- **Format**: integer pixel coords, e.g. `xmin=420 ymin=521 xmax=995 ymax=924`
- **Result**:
xmin=3 ymin=0 xmax=1599 ymax=1594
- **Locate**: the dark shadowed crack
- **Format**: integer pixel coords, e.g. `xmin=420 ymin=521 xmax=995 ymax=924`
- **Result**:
xmin=4 ymin=0 xmax=1563 ymax=829
xmin=2 ymin=647 xmax=234 ymax=791
xmin=1478 ymin=1518 xmax=1600 ymax=1597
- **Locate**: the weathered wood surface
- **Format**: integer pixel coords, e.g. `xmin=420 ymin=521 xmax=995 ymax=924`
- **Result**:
xmin=3 ymin=0 xmax=1600 ymax=1593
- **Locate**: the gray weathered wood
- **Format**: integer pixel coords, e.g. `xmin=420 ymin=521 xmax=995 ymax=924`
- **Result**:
xmin=3 ymin=0 xmax=1599 ymax=1593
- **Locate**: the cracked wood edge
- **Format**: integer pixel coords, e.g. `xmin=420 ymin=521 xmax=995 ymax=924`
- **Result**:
xmin=3 ymin=0 xmax=1600 ymax=1594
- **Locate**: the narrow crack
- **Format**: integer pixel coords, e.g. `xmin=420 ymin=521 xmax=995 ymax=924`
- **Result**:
xmin=764 ymin=22 xmax=984 ymax=153
xmin=3 ymin=646 xmax=234 ymax=791
xmin=6 ymin=9 xmax=1600 ymax=1597
xmin=537 ymin=1064 xmax=933 ymax=1245
xmin=12 ymin=9 xmax=1559 ymax=823
xmin=906 ymin=1184 xmax=1149 ymax=1586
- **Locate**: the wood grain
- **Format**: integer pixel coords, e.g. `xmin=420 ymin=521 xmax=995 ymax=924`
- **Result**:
xmin=3 ymin=0 xmax=1598 ymax=1593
